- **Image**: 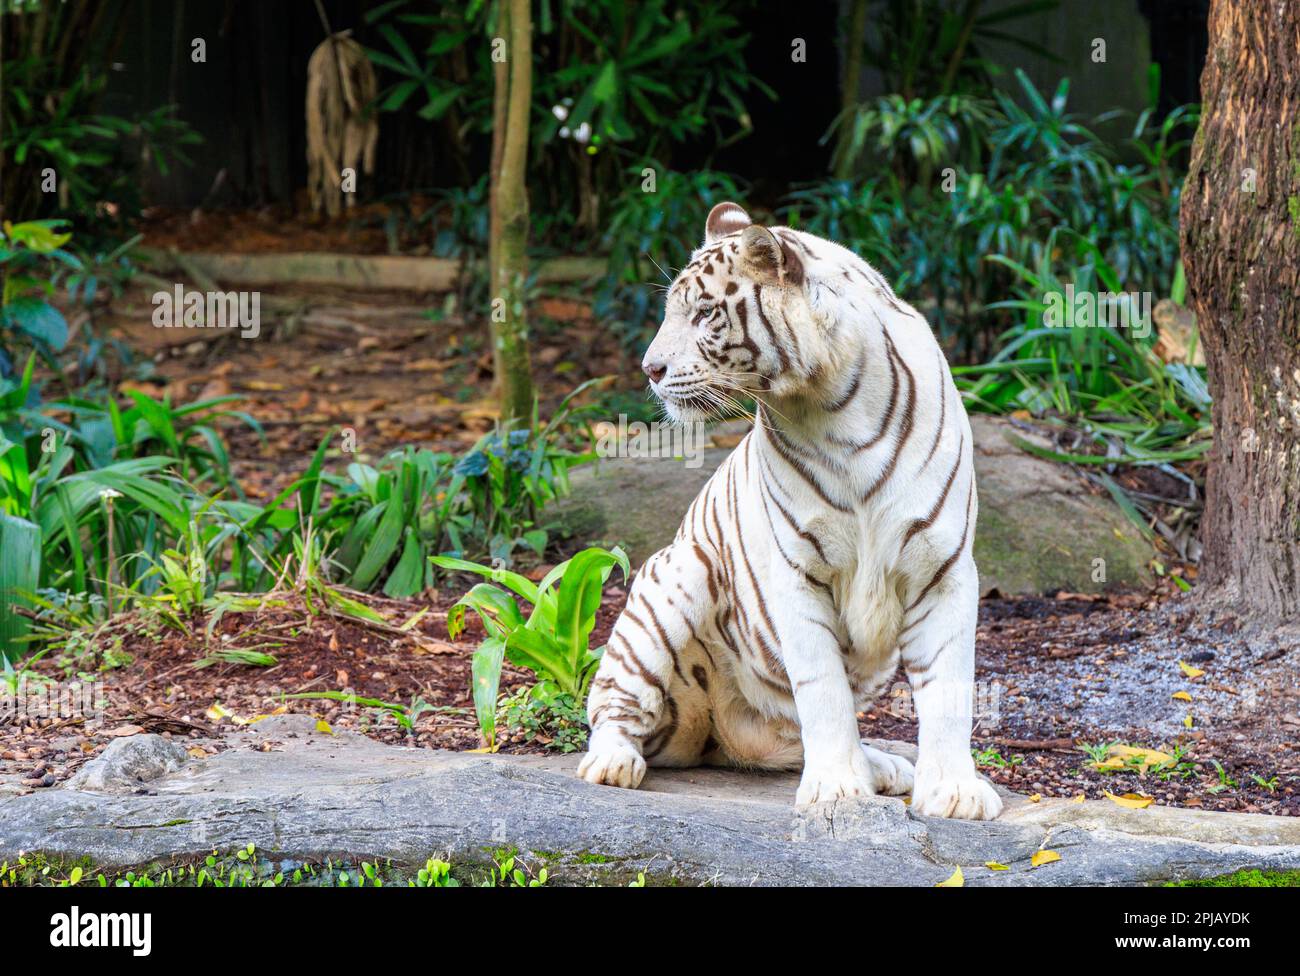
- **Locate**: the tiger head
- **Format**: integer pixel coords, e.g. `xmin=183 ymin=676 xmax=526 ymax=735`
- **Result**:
xmin=643 ymin=202 xmax=834 ymax=423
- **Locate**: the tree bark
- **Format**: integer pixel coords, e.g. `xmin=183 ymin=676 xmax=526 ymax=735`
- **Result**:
xmin=489 ymin=0 xmax=535 ymax=424
xmin=1180 ymin=0 xmax=1300 ymax=619
xmin=487 ymin=0 xmax=509 ymax=299
xmin=832 ymin=0 xmax=868 ymax=180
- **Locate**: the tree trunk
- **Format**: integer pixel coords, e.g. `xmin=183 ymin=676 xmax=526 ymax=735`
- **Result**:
xmin=832 ymin=0 xmax=868 ymax=180
xmin=489 ymin=0 xmax=535 ymax=424
xmin=487 ymin=1 xmax=509 ymax=299
xmin=1180 ymin=0 xmax=1300 ymax=619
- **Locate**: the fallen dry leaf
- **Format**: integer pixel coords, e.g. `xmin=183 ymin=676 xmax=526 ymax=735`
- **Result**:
xmin=1105 ymin=791 xmax=1155 ymax=809
xmin=1090 ymin=744 xmax=1175 ymax=774
xmin=985 ymin=862 xmax=1010 ymax=871
xmin=102 ymin=724 xmax=144 ymax=738
xmin=936 ymin=866 xmax=964 ymax=887
xmin=1072 ymin=793 xmax=1086 ymax=803
xmin=1031 ymin=850 xmax=1061 ymax=868
xmin=1172 ymin=691 xmax=1193 ymax=702
xmin=1027 ymin=793 xmax=1042 ymax=803
xmin=1178 ymin=659 xmax=1206 ymax=679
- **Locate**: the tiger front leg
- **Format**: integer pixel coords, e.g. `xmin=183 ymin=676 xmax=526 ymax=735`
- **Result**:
xmin=899 ymin=559 xmax=1002 ymax=820
xmin=775 ymin=570 xmax=914 ymax=805
xmin=578 ymin=546 xmax=706 ymax=790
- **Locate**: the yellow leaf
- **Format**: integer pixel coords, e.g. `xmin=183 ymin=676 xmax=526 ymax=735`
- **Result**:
xmin=205 ymin=703 xmax=235 ymax=723
xmin=985 ymin=862 xmax=1010 ymax=871
xmin=1090 ymin=744 xmax=1175 ymax=774
xmin=1184 ymin=713 xmax=1194 ymax=728
xmin=1104 ymin=791 xmax=1155 ymax=809
xmin=315 ymin=720 xmax=334 ymax=735
xmin=1072 ymin=793 xmax=1086 ymax=803
xmin=1178 ymin=659 xmax=1206 ymax=679
xmin=935 ymin=866 xmax=964 ymax=887
xmin=186 ymin=746 xmax=207 ymax=759
xmin=205 ymin=702 xmax=252 ymax=726
xmin=1172 ymin=691 xmax=1192 ymax=702
xmin=1031 ymin=850 xmax=1061 ymax=868
xmin=1027 ymin=793 xmax=1042 ymax=803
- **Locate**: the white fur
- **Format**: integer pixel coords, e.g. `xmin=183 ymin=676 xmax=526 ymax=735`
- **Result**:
xmin=579 ymin=206 xmax=1001 ymax=821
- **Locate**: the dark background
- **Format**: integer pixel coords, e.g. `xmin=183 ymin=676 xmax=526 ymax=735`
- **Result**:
xmin=101 ymin=0 xmax=1208 ymax=211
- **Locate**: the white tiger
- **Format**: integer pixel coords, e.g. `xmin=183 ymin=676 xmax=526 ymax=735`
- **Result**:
xmin=578 ymin=202 xmax=1002 ymax=820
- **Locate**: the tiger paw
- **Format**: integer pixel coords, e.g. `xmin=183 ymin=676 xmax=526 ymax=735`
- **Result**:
xmin=795 ymin=764 xmax=875 ymax=806
xmin=911 ymin=772 xmax=1003 ymax=820
xmin=862 ymin=745 xmax=915 ymax=797
xmin=577 ymin=737 xmax=646 ymax=790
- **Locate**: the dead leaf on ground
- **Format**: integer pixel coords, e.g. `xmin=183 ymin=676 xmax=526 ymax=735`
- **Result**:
xmin=1104 ymin=791 xmax=1155 ymax=809
xmin=936 ymin=866 xmax=964 ymax=887
xmin=1090 ymin=744 xmax=1175 ymax=774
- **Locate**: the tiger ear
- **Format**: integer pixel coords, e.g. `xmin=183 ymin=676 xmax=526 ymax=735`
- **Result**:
xmin=704 ymin=201 xmax=752 ymax=244
xmin=738 ymin=224 xmax=784 ymax=279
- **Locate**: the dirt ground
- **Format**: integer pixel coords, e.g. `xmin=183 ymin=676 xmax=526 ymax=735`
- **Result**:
xmin=84 ymin=277 xmax=633 ymax=501
xmin=6 ymin=236 xmax=1296 ymax=817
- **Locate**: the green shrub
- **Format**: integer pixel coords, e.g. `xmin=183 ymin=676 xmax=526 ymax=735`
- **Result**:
xmin=789 ymin=70 xmax=1197 ymax=359
xmin=0 ymin=220 xmax=75 ymax=369
xmin=434 ymin=545 xmax=629 ymax=749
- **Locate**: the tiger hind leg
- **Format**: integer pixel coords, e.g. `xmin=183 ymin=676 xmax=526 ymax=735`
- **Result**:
xmin=579 ymin=545 xmax=715 ymax=789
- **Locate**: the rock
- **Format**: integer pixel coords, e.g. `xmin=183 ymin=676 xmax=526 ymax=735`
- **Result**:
xmin=548 ymin=447 xmax=732 ymax=568
xmin=4 ymin=727 xmax=1298 ymax=886
xmin=65 ymin=734 xmax=191 ymax=794
xmin=968 ymin=416 xmax=1153 ymax=595
xmin=547 ymin=415 xmax=1154 ymax=595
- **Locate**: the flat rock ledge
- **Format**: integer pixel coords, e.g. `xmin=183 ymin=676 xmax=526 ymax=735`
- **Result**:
xmin=2 ymin=718 xmax=1297 ymax=887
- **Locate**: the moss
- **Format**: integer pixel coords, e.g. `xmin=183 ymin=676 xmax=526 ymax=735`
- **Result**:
xmin=974 ymin=499 xmax=1150 ymax=595
xmin=575 ymin=852 xmax=615 ymax=865
xmin=1167 ymin=869 xmax=1300 ymax=888
xmin=1288 ymin=196 xmax=1300 ymax=242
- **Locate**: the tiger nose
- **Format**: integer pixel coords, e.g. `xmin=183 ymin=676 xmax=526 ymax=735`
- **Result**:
xmin=642 ymin=359 xmax=667 ymax=384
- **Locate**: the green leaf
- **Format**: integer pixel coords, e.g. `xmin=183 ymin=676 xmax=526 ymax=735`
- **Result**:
xmin=471 ymin=636 xmax=506 ymax=745
xmin=0 ymin=514 xmax=41 ymax=660
xmin=348 ymin=494 xmax=406 ymax=590
xmin=2 ymin=298 xmax=68 ymax=350
xmin=382 ymin=530 xmax=424 ymax=598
